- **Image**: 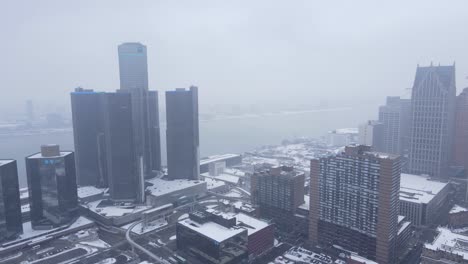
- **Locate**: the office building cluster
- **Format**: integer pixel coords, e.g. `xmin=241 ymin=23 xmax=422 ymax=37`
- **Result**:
xmin=71 ymin=43 xmax=200 ymax=203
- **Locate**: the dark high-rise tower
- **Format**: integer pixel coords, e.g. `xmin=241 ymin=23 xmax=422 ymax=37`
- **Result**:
xmin=166 ymin=86 xmax=199 ymax=180
xmin=309 ymin=145 xmax=401 ymax=264
xmin=408 ymin=64 xmax=456 ymax=178
xmin=26 ymin=145 xmax=78 ymax=229
xmin=0 ymin=160 xmax=23 ymax=241
xmin=118 ymin=43 xmax=161 ymax=177
xmin=102 ymin=93 xmax=142 ymax=201
xmin=71 ymin=88 xmax=108 ymax=187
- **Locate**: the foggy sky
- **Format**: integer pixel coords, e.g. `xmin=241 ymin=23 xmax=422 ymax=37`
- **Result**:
xmin=1 ymin=0 xmax=468 ymax=116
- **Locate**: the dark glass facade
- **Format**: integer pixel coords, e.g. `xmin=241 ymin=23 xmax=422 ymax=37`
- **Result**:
xmin=103 ymin=93 xmax=140 ymax=201
xmin=0 ymin=160 xmax=23 ymax=241
xmin=148 ymin=90 xmax=162 ymax=171
xmin=26 ymin=152 xmax=78 ymax=229
xmin=71 ymin=88 xmax=108 ymax=187
xmin=166 ymin=86 xmax=199 ymax=180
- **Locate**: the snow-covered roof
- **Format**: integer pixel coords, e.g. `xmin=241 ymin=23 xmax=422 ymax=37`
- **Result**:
xmin=200 ymin=154 xmax=240 ymax=165
xmin=425 ymin=227 xmax=468 ymax=260
xmin=145 ymin=178 xmax=206 ymax=197
xmin=201 ymin=172 xmax=240 ymax=184
xmin=400 ymin=173 xmax=448 ymax=204
xmin=332 ymin=128 xmax=358 ymax=134
xmin=27 ymin=151 xmax=72 ymax=159
xmin=86 ymin=200 xmax=150 ymax=218
xmin=203 ymin=178 xmax=226 ymax=190
xmin=235 ymin=212 xmax=269 ymax=236
xmin=349 ymin=253 xmax=378 ymax=264
xmin=0 ymin=160 xmax=14 ymax=166
xmin=77 ymin=186 xmax=105 ymax=198
xmin=273 ymin=247 xmax=334 ymax=264
xmin=178 ymin=218 xmax=246 ymax=243
xmin=450 ymin=204 xmax=468 ymax=214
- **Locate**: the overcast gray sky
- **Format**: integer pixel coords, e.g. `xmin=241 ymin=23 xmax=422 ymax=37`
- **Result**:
xmin=1 ymin=0 xmax=468 ymax=115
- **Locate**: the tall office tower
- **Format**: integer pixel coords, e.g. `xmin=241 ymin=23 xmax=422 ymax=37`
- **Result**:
xmin=453 ymin=88 xmax=468 ymax=177
xmin=26 ymin=145 xmax=78 ymax=229
xmin=309 ymin=145 xmax=401 ymax=264
xmin=358 ymin=120 xmax=384 ymax=151
xmin=166 ymin=86 xmax=199 ymax=180
xmin=71 ymin=88 xmax=108 ymax=187
xmin=378 ymin=96 xmax=412 ymax=155
xmin=408 ymin=64 xmax=456 ymax=178
xmin=0 ymin=160 xmax=23 ymax=241
xmin=102 ymin=93 xmax=141 ymax=202
xmin=118 ymin=43 xmax=161 ymax=177
xmin=251 ymin=166 xmax=304 ymax=230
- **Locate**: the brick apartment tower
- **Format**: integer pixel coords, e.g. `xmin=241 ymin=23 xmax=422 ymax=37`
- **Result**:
xmin=309 ymin=145 xmax=401 ymax=264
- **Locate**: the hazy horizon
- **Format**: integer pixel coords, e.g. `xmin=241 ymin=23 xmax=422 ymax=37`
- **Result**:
xmin=1 ymin=0 xmax=468 ymax=118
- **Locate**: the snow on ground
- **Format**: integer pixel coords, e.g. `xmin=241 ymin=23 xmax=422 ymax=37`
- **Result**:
xmin=170 ymin=235 xmax=176 ymax=241
xmin=80 ymin=239 xmax=111 ymax=249
xmin=122 ymin=218 xmax=168 ymax=235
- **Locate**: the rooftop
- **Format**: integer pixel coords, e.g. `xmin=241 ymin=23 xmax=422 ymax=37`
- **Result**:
xmin=0 ymin=160 xmax=14 ymax=166
xmin=178 ymin=218 xmax=246 ymax=243
xmin=450 ymin=204 xmax=468 ymax=214
xmin=201 ymin=172 xmax=240 ymax=185
xmin=27 ymin=151 xmax=73 ymax=159
xmin=203 ymin=178 xmax=226 ymax=190
xmin=77 ymin=186 xmax=106 ymax=199
xmin=425 ymin=227 xmax=468 ymax=260
xmin=86 ymin=200 xmax=150 ymax=218
xmin=331 ymin=128 xmax=358 ymax=134
xmin=145 ymin=178 xmax=206 ymax=197
xmin=400 ymin=173 xmax=448 ymax=204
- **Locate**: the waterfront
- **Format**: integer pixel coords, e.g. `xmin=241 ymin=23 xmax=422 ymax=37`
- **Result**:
xmin=0 ymin=106 xmax=374 ymax=187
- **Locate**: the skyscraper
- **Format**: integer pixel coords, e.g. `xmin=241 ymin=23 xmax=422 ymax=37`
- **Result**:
xmin=358 ymin=120 xmax=384 ymax=151
xmin=0 ymin=160 xmax=23 ymax=241
xmin=26 ymin=145 xmax=78 ymax=229
xmin=118 ymin=43 xmax=161 ymax=177
xmin=408 ymin=64 xmax=456 ymax=178
xmin=71 ymin=88 xmax=108 ymax=187
xmin=102 ymin=93 xmax=141 ymax=202
xmin=309 ymin=145 xmax=401 ymax=264
xmin=378 ymin=96 xmax=411 ymax=155
xmin=166 ymin=86 xmax=199 ymax=180
xmin=453 ymin=87 xmax=468 ymax=177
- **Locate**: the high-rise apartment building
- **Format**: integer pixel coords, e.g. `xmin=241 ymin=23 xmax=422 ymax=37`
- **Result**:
xmin=26 ymin=145 xmax=78 ymax=229
xmin=251 ymin=166 xmax=304 ymax=230
xmin=118 ymin=43 xmax=161 ymax=177
xmin=408 ymin=64 xmax=456 ymax=178
xmin=71 ymin=88 xmax=108 ymax=187
xmin=358 ymin=120 xmax=384 ymax=151
xmin=378 ymin=96 xmax=411 ymax=155
xmin=453 ymin=87 xmax=468 ymax=177
xmin=166 ymin=86 xmax=199 ymax=180
xmin=309 ymin=145 xmax=401 ymax=264
xmin=0 ymin=160 xmax=23 ymax=241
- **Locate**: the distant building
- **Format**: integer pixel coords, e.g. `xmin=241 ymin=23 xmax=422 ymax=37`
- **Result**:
xmin=309 ymin=145 xmax=400 ymax=264
xmin=378 ymin=96 xmax=411 ymax=155
xmin=200 ymin=154 xmax=242 ymax=174
xmin=453 ymin=87 xmax=468 ymax=177
xmin=399 ymin=173 xmax=450 ymax=227
xmin=26 ymin=145 xmax=78 ymax=229
xmin=327 ymin=128 xmax=358 ymax=147
xmin=251 ymin=166 xmax=304 ymax=232
xmin=409 ymin=64 xmax=456 ymax=179
xmin=71 ymin=88 xmax=108 ymax=187
xmin=358 ymin=120 xmax=384 ymax=151
xmin=118 ymin=43 xmax=162 ymax=177
xmin=422 ymin=227 xmax=468 ymax=263
xmin=0 ymin=160 xmax=23 ymax=241
xmin=166 ymin=86 xmax=199 ymax=180
xmin=177 ymin=209 xmax=273 ymax=263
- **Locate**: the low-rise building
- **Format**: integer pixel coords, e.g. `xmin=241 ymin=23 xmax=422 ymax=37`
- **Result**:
xmin=448 ymin=204 xmax=468 ymax=228
xmin=200 ymin=154 xmax=242 ymax=174
xmin=399 ymin=173 xmax=450 ymax=227
xmin=422 ymin=227 xmax=468 ymax=263
xmin=145 ymin=178 xmax=207 ymax=207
